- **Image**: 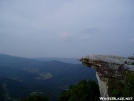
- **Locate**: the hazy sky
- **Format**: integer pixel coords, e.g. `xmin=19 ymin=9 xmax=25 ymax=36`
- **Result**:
xmin=0 ymin=0 xmax=134 ymax=58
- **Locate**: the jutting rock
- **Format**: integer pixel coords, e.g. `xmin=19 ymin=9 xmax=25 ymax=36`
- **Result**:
xmin=79 ymin=55 xmax=134 ymax=100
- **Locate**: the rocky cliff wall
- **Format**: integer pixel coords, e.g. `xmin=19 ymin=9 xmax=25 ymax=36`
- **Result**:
xmin=79 ymin=55 xmax=134 ymax=100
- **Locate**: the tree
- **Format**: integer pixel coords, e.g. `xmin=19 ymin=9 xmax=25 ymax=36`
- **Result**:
xmin=123 ymin=72 xmax=134 ymax=97
xmin=59 ymin=79 xmax=100 ymax=101
xmin=20 ymin=93 xmax=49 ymax=101
xmin=132 ymin=62 xmax=134 ymax=65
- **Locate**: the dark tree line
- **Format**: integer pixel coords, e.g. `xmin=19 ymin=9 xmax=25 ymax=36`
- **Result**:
xmin=19 ymin=79 xmax=100 ymax=101
xmin=20 ymin=94 xmax=49 ymax=101
xmin=19 ymin=73 xmax=134 ymax=101
xmin=59 ymin=79 xmax=100 ymax=101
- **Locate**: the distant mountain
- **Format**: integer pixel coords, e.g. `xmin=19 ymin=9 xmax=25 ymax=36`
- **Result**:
xmin=33 ymin=57 xmax=81 ymax=64
xmin=0 ymin=54 xmax=96 ymax=101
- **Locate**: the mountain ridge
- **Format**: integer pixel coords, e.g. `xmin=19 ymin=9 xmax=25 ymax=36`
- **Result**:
xmin=0 ymin=53 xmax=96 ymax=101
xmin=33 ymin=57 xmax=81 ymax=64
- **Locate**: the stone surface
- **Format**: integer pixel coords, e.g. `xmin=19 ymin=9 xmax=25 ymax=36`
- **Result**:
xmin=128 ymin=56 xmax=134 ymax=60
xmin=79 ymin=55 xmax=134 ymax=100
xmin=96 ymin=72 xmax=109 ymax=98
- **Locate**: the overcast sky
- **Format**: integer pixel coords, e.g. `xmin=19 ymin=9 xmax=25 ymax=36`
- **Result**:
xmin=0 ymin=0 xmax=134 ymax=58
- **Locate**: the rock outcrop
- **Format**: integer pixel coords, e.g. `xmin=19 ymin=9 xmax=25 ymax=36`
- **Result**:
xmin=79 ymin=55 xmax=134 ymax=100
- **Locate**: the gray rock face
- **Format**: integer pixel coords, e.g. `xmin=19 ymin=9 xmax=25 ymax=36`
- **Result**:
xmin=79 ymin=55 xmax=134 ymax=100
xmin=128 ymin=56 xmax=134 ymax=60
xmin=96 ymin=72 xmax=109 ymax=98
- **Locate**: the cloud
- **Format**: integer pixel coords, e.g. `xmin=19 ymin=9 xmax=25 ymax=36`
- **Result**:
xmin=58 ymin=33 xmax=74 ymax=42
xmin=59 ymin=33 xmax=72 ymax=38
xmin=59 ymin=32 xmax=92 ymax=42
xmin=81 ymin=26 xmax=99 ymax=34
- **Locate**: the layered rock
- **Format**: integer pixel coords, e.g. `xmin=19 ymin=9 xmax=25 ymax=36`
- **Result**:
xmin=79 ymin=55 xmax=134 ymax=100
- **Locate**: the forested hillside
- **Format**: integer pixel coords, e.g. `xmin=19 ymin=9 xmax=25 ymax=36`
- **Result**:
xmin=0 ymin=54 xmax=96 ymax=101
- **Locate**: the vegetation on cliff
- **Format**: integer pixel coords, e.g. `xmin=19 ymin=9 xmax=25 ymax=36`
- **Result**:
xmin=108 ymin=72 xmax=134 ymax=98
xmin=59 ymin=79 xmax=100 ymax=101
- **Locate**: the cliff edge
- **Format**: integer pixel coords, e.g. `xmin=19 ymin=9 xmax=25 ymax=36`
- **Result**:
xmin=79 ymin=55 xmax=134 ymax=100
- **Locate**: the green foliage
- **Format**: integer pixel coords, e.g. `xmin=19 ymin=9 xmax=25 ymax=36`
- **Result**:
xmin=108 ymin=72 xmax=134 ymax=99
xmin=108 ymin=78 xmax=124 ymax=97
xmin=20 ymin=94 xmax=49 ymax=101
xmin=59 ymin=79 xmax=100 ymax=101
xmin=0 ymin=81 xmax=4 ymax=101
xmin=132 ymin=62 xmax=134 ymax=65
xmin=123 ymin=72 xmax=134 ymax=97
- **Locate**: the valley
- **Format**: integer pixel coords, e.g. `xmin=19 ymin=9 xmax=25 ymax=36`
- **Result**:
xmin=0 ymin=54 xmax=96 ymax=101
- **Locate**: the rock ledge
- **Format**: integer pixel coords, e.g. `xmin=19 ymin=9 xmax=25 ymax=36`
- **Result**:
xmin=79 ymin=55 xmax=134 ymax=100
